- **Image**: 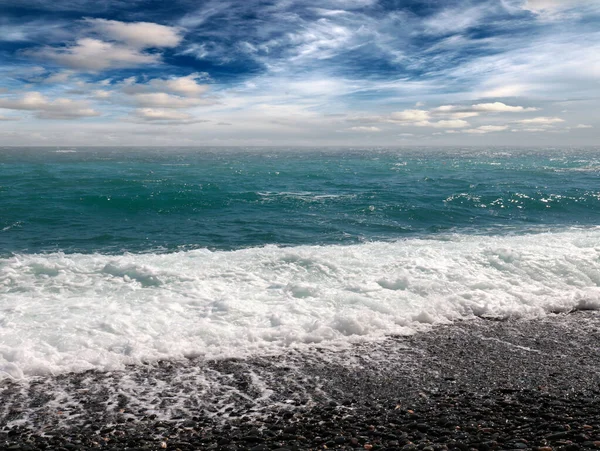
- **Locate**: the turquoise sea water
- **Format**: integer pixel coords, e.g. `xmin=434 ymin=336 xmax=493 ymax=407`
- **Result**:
xmin=1 ymin=147 xmax=599 ymax=255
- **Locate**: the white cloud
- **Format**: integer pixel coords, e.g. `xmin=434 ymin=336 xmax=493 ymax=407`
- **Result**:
xmin=132 ymin=108 xmax=195 ymax=122
xmin=471 ymin=102 xmax=538 ymax=113
xmin=389 ymin=109 xmax=430 ymax=123
xmin=575 ymin=124 xmax=593 ymax=129
xmin=120 ymin=73 xmax=210 ymax=97
xmin=129 ymin=92 xmax=212 ymax=109
xmin=93 ymin=90 xmax=112 ymax=99
xmin=67 ymin=74 xmax=218 ymax=124
xmin=478 ymin=125 xmax=509 ymax=132
xmin=449 ymin=112 xmax=480 ymax=119
xmin=287 ymin=18 xmax=354 ymax=61
xmin=44 ymin=70 xmax=74 ymax=84
xmin=387 ymin=107 xmax=469 ymax=128
xmin=521 ymin=127 xmax=550 ymax=132
xmin=348 ymin=126 xmax=381 ymax=132
xmin=431 ymin=119 xmax=470 ymax=129
xmin=27 ymin=38 xmax=160 ymax=71
xmin=478 ymin=84 xmax=532 ymax=98
xmin=160 ymin=73 xmax=211 ymax=96
xmin=348 ymin=100 xmax=550 ymax=134
xmin=433 ymin=102 xmax=537 ymax=113
xmin=0 ymin=92 xmax=100 ymax=119
xmin=431 ymin=106 xmax=480 ymax=119
xmin=517 ymin=116 xmax=564 ymax=124
xmin=463 ymin=125 xmax=509 ymax=134
xmin=387 ymin=109 xmax=470 ymax=128
xmin=25 ymin=19 xmax=183 ymax=72
xmin=521 ymin=0 xmax=595 ymax=13
xmin=423 ymin=4 xmax=488 ymax=35
xmin=0 ymin=115 xmax=20 ymax=121
xmin=455 ymin=32 xmax=600 ymax=101
xmin=85 ymin=19 xmax=182 ymax=49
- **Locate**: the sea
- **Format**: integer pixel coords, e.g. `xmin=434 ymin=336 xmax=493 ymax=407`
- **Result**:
xmin=1 ymin=146 xmax=600 ymax=380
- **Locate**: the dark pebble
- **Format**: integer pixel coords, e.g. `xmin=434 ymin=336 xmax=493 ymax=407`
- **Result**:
xmin=2 ymin=312 xmax=600 ymax=451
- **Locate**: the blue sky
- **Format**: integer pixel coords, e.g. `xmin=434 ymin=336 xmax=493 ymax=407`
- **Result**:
xmin=0 ymin=0 xmax=598 ymax=146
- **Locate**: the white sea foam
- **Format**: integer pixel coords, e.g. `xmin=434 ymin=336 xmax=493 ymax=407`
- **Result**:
xmin=1 ymin=228 xmax=600 ymax=379
xmin=257 ymin=191 xmax=355 ymax=202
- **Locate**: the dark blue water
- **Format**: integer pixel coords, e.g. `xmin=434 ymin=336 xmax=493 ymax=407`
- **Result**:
xmin=1 ymin=147 xmax=599 ymax=255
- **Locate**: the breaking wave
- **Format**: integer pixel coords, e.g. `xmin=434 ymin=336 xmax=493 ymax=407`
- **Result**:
xmin=1 ymin=228 xmax=600 ymax=379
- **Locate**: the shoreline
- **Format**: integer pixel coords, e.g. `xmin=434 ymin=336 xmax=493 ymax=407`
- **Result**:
xmin=2 ymin=311 xmax=600 ymax=450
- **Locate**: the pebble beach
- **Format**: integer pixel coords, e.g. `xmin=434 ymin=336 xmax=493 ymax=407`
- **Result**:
xmin=2 ymin=311 xmax=599 ymax=451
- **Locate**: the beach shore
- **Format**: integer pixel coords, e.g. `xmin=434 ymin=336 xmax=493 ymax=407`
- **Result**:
xmin=2 ymin=311 xmax=599 ymax=450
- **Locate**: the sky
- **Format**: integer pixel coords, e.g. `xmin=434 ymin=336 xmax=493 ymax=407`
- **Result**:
xmin=0 ymin=0 xmax=598 ymax=146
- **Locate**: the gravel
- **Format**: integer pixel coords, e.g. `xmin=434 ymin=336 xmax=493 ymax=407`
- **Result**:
xmin=1 ymin=311 xmax=599 ymax=450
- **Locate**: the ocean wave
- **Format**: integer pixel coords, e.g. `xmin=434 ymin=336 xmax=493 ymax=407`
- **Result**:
xmin=1 ymin=228 xmax=600 ymax=379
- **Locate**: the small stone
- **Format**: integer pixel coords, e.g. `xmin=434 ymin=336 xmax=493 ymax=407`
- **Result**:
xmin=364 ymin=445 xmax=373 ymax=450
xmin=547 ymin=432 xmax=569 ymax=440
xmin=243 ymin=435 xmax=263 ymax=443
xmin=250 ymin=446 xmax=268 ymax=451
xmin=160 ymin=442 xmax=167 ymax=449
xmin=335 ymin=436 xmax=346 ymax=444
xmin=416 ymin=423 xmax=428 ymax=433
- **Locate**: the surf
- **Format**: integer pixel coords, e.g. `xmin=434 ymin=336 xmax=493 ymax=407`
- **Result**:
xmin=1 ymin=227 xmax=599 ymax=379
